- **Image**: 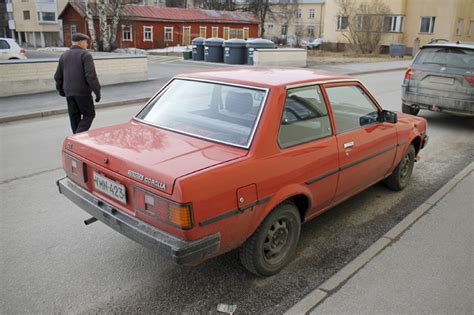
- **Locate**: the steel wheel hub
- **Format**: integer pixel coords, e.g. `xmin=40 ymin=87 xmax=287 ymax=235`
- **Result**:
xmin=263 ymin=220 xmax=289 ymax=263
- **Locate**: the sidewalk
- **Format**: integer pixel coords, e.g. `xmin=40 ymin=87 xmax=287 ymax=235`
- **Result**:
xmin=286 ymin=162 xmax=474 ymax=315
xmin=0 ymin=60 xmax=409 ymax=123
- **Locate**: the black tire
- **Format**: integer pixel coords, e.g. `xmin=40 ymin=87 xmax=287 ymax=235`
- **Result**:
xmin=384 ymin=144 xmax=416 ymax=191
xmin=239 ymin=202 xmax=301 ymax=276
xmin=402 ymin=103 xmax=419 ymax=116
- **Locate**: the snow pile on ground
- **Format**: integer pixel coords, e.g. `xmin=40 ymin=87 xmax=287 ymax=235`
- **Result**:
xmin=113 ymin=48 xmax=148 ymax=55
xmin=37 ymin=47 xmax=69 ymax=52
xmin=147 ymin=45 xmax=191 ymax=53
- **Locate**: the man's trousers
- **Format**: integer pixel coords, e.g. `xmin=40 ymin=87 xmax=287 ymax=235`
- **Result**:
xmin=66 ymin=95 xmax=95 ymax=134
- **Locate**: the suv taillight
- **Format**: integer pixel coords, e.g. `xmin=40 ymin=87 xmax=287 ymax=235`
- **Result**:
xmin=134 ymin=187 xmax=193 ymax=230
xmin=464 ymin=75 xmax=474 ymax=86
xmin=404 ymin=67 xmax=415 ymax=81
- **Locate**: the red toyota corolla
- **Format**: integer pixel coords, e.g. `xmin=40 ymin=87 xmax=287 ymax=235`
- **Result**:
xmin=57 ymin=68 xmax=428 ymax=276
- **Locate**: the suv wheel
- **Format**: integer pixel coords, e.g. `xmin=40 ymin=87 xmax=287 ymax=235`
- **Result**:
xmin=239 ymin=202 xmax=301 ymax=276
xmin=402 ymin=103 xmax=420 ymax=116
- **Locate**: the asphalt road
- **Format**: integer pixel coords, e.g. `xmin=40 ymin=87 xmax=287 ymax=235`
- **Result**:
xmin=1 ymin=70 xmax=473 ymax=314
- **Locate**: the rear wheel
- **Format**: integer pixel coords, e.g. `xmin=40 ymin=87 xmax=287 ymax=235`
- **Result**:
xmin=239 ymin=202 xmax=301 ymax=276
xmin=402 ymin=103 xmax=419 ymax=116
xmin=384 ymin=144 xmax=416 ymax=191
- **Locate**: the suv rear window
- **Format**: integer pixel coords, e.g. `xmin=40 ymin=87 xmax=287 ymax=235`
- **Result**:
xmin=414 ymin=47 xmax=474 ymax=70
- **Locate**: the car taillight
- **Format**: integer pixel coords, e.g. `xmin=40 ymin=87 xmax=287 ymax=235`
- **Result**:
xmin=134 ymin=187 xmax=193 ymax=230
xmin=464 ymin=75 xmax=474 ymax=86
xmin=63 ymin=152 xmax=88 ymax=185
xmin=19 ymin=49 xmax=25 ymax=55
xmin=404 ymin=67 xmax=415 ymax=81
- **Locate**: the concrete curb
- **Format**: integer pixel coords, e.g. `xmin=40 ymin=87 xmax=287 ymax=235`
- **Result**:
xmin=0 ymin=97 xmax=150 ymax=124
xmin=0 ymin=66 xmax=406 ymax=124
xmin=285 ymin=161 xmax=474 ymax=315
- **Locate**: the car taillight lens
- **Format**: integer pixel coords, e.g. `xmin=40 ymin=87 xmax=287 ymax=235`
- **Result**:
xmin=63 ymin=152 xmax=88 ymax=185
xmin=134 ymin=187 xmax=193 ymax=230
xmin=404 ymin=67 xmax=415 ymax=81
xmin=20 ymin=49 xmax=25 ymax=54
xmin=464 ymin=75 xmax=474 ymax=86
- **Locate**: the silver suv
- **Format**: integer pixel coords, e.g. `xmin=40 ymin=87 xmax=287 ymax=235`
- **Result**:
xmin=401 ymin=42 xmax=473 ymax=116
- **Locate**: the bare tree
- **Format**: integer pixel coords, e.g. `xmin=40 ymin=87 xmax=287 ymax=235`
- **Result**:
xmin=336 ymin=0 xmax=390 ymax=54
xmin=194 ymin=0 xmax=234 ymax=10
xmin=241 ymin=0 xmax=271 ymax=37
xmin=85 ymin=1 xmax=98 ymax=51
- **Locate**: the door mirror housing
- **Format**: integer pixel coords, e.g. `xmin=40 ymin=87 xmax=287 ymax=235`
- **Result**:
xmin=380 ymin=110 xmax=398 ymax=124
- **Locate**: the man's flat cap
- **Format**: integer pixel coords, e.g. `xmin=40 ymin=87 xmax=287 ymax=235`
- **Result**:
xmin=72 ymin=33 xmax=90 ymax=41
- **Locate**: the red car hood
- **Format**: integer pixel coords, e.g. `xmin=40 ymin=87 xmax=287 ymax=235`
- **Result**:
xmin=64 ymin=120 xmax=247 ymax=194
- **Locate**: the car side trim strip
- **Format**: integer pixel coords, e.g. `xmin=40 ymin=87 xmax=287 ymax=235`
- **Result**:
xmin=199 ymin=196 xmax=271 ymax=227
xmin=306 ymin=144 xmax=399 ymax=186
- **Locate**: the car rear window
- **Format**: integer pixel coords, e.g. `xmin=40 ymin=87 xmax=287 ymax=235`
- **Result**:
xmin=0 ymin=40 xmax=10 ymax=49
xmin=414 ymin=47 xmax=474 ymax=70
xmin=136 ymin=79 xmax=267 ymax=148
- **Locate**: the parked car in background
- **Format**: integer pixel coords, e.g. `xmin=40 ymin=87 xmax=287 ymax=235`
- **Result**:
xmin=0 ymin=38 xmax=27 ymax=60
xmin=302 ymin=38 xmax=324 ymax=49
xmin=402 ymin=41 xmax=473 ymax=116
xmin=57 ymin=68 xmax=428 ymax=276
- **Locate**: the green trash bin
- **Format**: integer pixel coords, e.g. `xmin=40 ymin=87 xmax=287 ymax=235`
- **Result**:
xmin=182 ymin=50 xmax=192 ymax=60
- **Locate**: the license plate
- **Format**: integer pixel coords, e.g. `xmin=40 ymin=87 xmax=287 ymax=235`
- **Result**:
xmin=93 ymin=172 xmax=127 ymax=204
xmin=429 ymin=76 xmax=454 ymax=85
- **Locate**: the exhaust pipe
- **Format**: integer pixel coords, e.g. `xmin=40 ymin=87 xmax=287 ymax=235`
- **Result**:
xmin=84 ymin=217 xmax=98 ymax=225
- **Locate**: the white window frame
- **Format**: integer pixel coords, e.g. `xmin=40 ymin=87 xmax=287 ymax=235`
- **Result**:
xmin=199 ymin=26 xmax=207 ymax=38
xmin=223 ymin=27 xmax=230 ymax=40
xmin=469 ymin=20 xmax=474 ymax=36
xmin=296 ymin=9 xmax=301 ymax=19
xmin=143 ymin=26 xmax=153 ymax=41
xmin=307 ymin=25 xmax=315 ymax=37
xmin=337 ymin=16 xmax=348 ymax=30
xmin=243 ymin=27 xmax=249 ymax=40
xmin=281 ymin=24 xmax=288 ymax=36
xmin=309 ymin=9 xmax=315 ymax=19
xmin=70 ymin=24 xmax=77 ymax=38
xmin=164 ymin=26 xmax=173 ymax=42
xmin=268 ymin=24 xmax=273 ymax=36
xmin=456 ymin=19 xmax=464 ymax=36
xmin=420 ymin=16 xmax=436 ymax=34
xmin=384 ymin=15 xmax=403 ymax=33
xmin=212 ymin=26 xmax=219 ymax=38
xmin=122 ymin=24 xmax=133 ymax=41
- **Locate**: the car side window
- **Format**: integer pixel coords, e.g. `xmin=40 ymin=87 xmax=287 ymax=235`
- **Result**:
xmin=325 ymin=85 xmax=379 ymax=134
xmin=0 ymin=40 xmax=10 ymax=50
xmin=278 ymin=85 xmax=332 ymax=148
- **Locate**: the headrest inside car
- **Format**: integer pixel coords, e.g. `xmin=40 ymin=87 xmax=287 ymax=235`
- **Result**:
xmin=225 ymin=92 xmax=253 ymax=115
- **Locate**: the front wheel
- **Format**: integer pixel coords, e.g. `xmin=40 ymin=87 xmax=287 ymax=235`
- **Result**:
xmin=402 ymin=103 xmax=419 ymax=116
xmin=239 ymin=202 xmax=301 ymax=276
xmin=384 ymin=144 xmax=416 ymax=191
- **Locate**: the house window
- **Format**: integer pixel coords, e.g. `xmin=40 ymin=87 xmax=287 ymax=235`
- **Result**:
xmin=281 ymin=24 xmax=288 ymax=36
xmin=384 ymin=15 xmax=403 ymax=32
xmin=456 ymin=19 xmax=464 ymax=36
xmin=309 ymin=9 xmax=315 ymax=19
xmin=144 ymin=26 xmax=153 ymax=41
xmin=224 ymin=27 xmax=230 ymax=40
xmin=23 ymin=11 xmax=30 ymax=20
xmin=38 ymin=12 xmax=56 ymax=22
xmin=337 ymin=16 xmax=349 ymax=30
xmin=164 ymin=27 xmax=173 ymax=41
xmin=122 ymin=25 xmax=132 ymax=41
xmin=469 ymin=20 xmax=474 ymax=36
xmin=295 ymin=24 xmax=302 ymax=36
xmin=296 ymin=9 xmax=301 ymax=19
xmin=420 ymin=16 xmax=436 ymax=33
xmin=70 ymin=24 xmax=77 ymax=37
xmin=212 ymin=26 xmax=218 ymax=38
xmin=229 ymin=28 xmax=243 ymax=39
xmin=307 ymin=25 xmax=315 ymax=37
xmin=243 ymin=27 xmax=249 ymax=40
xmin=268 ymin=24 xmax=273 ymax=36
xmin=199 ymin=26 xmax=206 ymax=38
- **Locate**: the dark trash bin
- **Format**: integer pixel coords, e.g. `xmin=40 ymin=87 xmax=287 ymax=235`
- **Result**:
xmin=389 ymin=43 xmax=406 ymax=58
xmin=182 ymin=50 xmax=192 ymax=60
xmin=204 ymin=38 xmax=224 ymax=63
xmin=223 ymin=39 xmax=247 ymax=65
xmin=246 ymin=39 xmax=276 ymax=65
xmin=192 ymin=37 xmax=205 ymax=61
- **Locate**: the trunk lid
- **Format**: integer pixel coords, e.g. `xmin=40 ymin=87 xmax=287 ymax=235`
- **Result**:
xmin=64 ymin=120 xmax=247 ymax=194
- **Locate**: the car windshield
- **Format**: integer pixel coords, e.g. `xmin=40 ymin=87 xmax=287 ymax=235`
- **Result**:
xmin=136 ymin=79 xmax=267 ymax=148
xmin=414 ymin=47 xmax=474 ymax=70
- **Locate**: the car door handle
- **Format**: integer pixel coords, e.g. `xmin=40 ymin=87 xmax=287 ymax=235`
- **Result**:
xmin=344 ymin=141 xmax=354 ymax=149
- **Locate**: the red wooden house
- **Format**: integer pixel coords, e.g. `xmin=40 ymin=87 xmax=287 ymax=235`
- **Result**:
xmin=59 ymin=2 xmax=259 ymax=49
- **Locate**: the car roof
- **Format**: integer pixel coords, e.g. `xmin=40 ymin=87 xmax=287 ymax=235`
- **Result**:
xmin=422 ymin=42 xmax=474 ymax=50
xmin=177 ymin=67 xmax=354 ymax=88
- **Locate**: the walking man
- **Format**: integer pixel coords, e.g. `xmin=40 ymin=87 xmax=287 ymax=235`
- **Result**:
xmin=54 ymin=33 xmax=101 ymax=134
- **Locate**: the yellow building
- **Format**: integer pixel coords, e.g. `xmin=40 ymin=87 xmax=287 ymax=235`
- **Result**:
xmin=9 ymin=0 xmax=68 ymax=47
xmin=264 ymin=0 xmax=325 ymax=45
xmin=322 ymin=0 xmax=474 ymax=52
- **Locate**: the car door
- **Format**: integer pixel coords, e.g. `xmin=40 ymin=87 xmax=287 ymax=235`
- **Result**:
xmin=277 ymin=84 xmax=339 ymax=215
xmin=323 ymin=82 xmax=397 ymax=203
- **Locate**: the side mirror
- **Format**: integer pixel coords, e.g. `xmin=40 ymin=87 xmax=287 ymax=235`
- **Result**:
xmin=381 ymin=110 xmax=397 ymax=124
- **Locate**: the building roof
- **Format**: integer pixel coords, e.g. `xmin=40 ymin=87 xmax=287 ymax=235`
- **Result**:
xmin=60 ymin=2 xmax=259 ymax=24
xmin=178 ymin=68 xmax=353 ymax=88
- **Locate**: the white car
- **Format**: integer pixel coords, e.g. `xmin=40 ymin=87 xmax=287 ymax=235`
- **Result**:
xmin=0 ymin=37 xmax=27 ymax=60
xmin=307 ymin=38 xmax=324 ymax=49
